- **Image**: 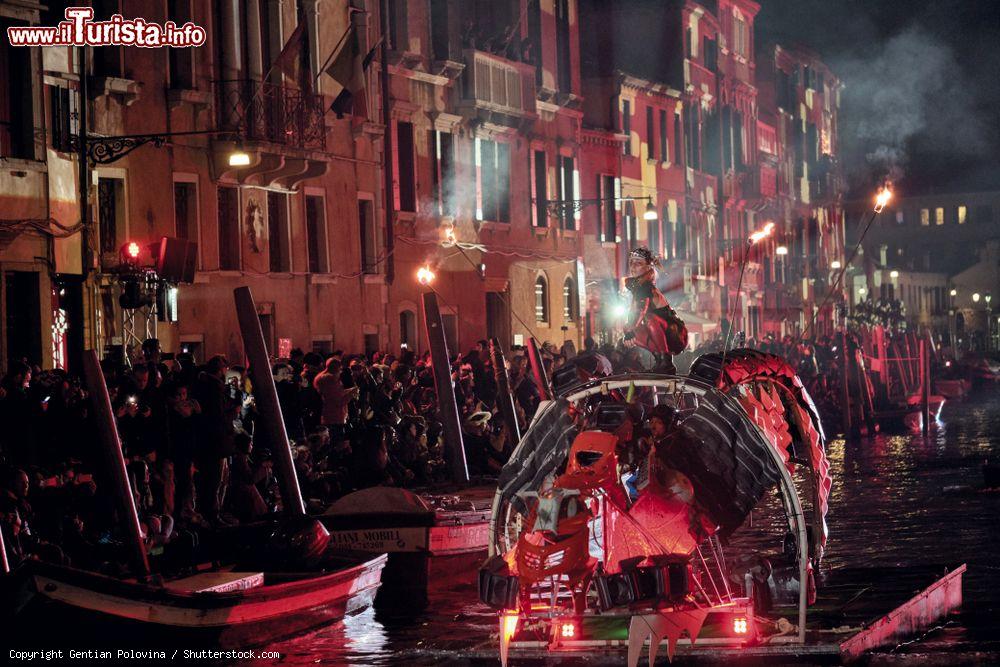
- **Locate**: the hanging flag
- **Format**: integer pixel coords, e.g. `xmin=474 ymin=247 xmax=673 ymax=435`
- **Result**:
xmin=326 ymin=27 xmax=380 ymax=119
xmin=270 ymin=20 xmax=311 ymax=93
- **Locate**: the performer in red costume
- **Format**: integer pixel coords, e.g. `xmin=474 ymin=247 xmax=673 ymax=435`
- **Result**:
xmin=623 ymin=247 xmax=688 ymax=373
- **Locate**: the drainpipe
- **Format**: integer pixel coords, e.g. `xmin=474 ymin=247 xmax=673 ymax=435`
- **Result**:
xmin=380 ymin=0 xmax=394 ymax=285
xmin=78 ymin=47 xmax=90 ymax=281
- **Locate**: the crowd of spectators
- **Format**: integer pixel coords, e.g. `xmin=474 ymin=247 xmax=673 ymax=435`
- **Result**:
xmin=0 ymin=337 xmax=587 ymax=571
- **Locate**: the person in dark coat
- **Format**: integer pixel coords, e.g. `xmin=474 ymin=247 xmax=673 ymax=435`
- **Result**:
xmin=194 ymin=356 xmax=235 ymax=526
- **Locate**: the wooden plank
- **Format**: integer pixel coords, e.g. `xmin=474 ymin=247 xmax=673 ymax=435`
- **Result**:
xmin=839 ymin=564 xmax=965 ymax=661
xmin=163 ymin=572 xmax=264 ymax=593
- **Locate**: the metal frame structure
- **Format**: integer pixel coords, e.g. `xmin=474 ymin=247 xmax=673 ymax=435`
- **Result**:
xmin=489 ymin=373 xmax=810 ymax=643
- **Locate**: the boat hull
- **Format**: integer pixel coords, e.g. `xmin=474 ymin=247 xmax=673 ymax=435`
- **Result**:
xmin=10 ymin=555 xmax=386 ymax=648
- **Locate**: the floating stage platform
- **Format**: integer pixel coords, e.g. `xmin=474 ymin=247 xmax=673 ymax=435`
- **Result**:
xmin=466 ymin=564 xmax=966 ymax=664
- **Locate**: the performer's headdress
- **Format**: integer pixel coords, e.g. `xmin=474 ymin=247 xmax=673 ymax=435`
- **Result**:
xmin=629 ymin=246 xmax=659 ymax=266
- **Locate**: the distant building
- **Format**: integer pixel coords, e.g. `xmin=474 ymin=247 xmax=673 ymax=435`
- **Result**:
xmin=845 ymin=190 xmax=1000 ymax=348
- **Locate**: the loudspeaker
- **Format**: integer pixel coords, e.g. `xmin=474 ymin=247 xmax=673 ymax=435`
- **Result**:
xmin=155 ymin=237 xmax=198 ymax=283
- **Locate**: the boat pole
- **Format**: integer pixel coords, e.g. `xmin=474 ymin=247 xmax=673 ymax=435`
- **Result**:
xmin=840 ymin=330 xmax=852 ymax=437
xmin=233 ymin=287 xmax=306 ymax=515
xmin=82 ymin=350 xmax=150 ymax=579
xmin=920 ymin=338 xmax=930 ymax=435
xmin=526 ymin=338 xmax=552 ymax=400
xmin=0 ymin=513 xmax=9 ymax=573
xmin=490 ymin=338 xmax=522 ymax=443
xmin=421 ymin=291 xmax=469 ymax=482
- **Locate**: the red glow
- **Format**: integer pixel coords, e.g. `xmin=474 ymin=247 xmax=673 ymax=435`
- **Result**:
xmin=733 ymin=617 xmax=748 ymax=635
xmin=559 ymin=620 xmax=576 ymax=639
xmin=125 ymin=241 xmax=141 ymax=259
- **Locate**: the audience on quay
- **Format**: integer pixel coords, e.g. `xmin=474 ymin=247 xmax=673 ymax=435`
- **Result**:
xmin=0 ymin=336 xmax=588 ymax=571
xmin=0 ymin=326 xmax=887 ymax=572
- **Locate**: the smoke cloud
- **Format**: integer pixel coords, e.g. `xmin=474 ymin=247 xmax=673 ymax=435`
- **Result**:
xmin=834 ymin=26 xmax=988 ymax=187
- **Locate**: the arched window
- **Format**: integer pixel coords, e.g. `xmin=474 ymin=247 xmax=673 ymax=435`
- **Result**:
xmin=562 ymin=276 xmax=577 ymax=321
xmin=534 ymin=275 xmax=549 ymax=323
xmin=399 ymin=309 xmax=416 ymax=349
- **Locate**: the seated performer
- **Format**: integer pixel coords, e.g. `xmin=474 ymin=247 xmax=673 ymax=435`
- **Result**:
xmin=623 ymin=247 xmax=688 ymax=373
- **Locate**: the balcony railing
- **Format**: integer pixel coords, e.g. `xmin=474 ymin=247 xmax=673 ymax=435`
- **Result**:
xmin=216 ymin=79 xmax=326 ymax=151
xmin=459 ymin=50 xmax=536 ymax=123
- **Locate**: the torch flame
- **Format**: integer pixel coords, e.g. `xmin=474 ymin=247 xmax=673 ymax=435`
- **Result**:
xmin=748 ymin=221 xmax=775 ymax=245
xmin=874 ymin=185 xmax=892 ymax=213
xmin=417 ymin=265 xmax=436 ymax=286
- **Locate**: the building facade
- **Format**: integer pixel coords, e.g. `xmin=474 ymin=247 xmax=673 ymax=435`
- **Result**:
xmin=0 ymin=0 xmax=847 ymax=373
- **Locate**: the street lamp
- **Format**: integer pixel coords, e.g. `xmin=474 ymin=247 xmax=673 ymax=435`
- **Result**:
xmin=643 ymin=201 xmax=658 ymax=221
xmin=973 ymin=292 xmax=981 ymax=303
xmin=890 ymin=270 xmax=899 ymax=279
xmin=228 ymin=145 xmax=252 ymax=167
xmin=950 ymin=288 xmax=957 ymax=297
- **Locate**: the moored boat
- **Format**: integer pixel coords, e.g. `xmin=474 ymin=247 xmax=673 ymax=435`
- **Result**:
xmin=9 ymin=552 xmax=386 ymax=648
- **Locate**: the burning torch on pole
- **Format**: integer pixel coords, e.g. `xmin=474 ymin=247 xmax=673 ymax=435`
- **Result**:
xmin=722 ymin=221 xmax=775 ymax=362
xmin=801 ymin=183 xmax=894 ymax=341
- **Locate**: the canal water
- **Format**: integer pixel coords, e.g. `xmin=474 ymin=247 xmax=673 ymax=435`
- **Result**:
xmin=267 ymin=392 xmax=1000 ymax=665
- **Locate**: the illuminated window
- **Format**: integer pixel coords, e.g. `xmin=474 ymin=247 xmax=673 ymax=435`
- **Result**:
xmin=535 ymin=275 xmax=549 ymax=323
xmin=920 ymin=208 xmax=929 ymax=226
xmin=895 ymin=210 xmax=904 ymax=225
xmin=562 ymin=277 xmax=577 ymax=321
xmin=935 ymin=207 xmax=944 ymax=225
xmin=957 ymin=205 xmax=967 ymax=224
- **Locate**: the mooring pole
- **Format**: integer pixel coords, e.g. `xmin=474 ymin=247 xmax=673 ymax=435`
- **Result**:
xmin=422 ymin=292 xmax=469 ymax=482
xmin=82 ymin=350 xmax=151 ymax=579
xmin=490 ymin=338 xmax=522 ymax=443
xmin=234 ymin=287 xmax=306 ymax=515
xmin=0 ymin=510 xmax=9 ymax=573
xmin=840 ymin=330 xmax=852 ymax=438
xmin=920 ymin=338 xmax=930 ymax=435
xmin=526 ymin=337 xmax=552 ymax=400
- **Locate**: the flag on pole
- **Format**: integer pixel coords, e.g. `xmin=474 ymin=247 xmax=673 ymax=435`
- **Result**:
xmin=270 ymin=19 xmax=313 ymax=94
xmin=325 ymin=26 xmax=379 ymax=119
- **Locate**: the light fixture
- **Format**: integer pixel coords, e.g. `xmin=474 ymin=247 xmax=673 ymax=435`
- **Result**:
xmin=973 ymin=292 xmax=981 ymax=303
xmin=733 ymin=617 xmax=748 ymax=635
xmin=950 ymin=289 xmax=957 ymax=297
xmin=775 ymin=245 xmax=788 ymax=256
xmin=612 ymin=302 xmax=628 ymax=320
xmin=125 ymin=241 xmax=141 ymax=260
xmin=228 ymin=144 xmax=251 ymax=167
xmin=986 ymin=294 xmax=992 ymax=305
xmin=890 ymin=270 xmax=899 ymax=279
xmin=859 ymin=287 xmax=867 ymax=296
xmin=643 ymin=201 xmax=658 ymax=221
xmin=831 ymin=260 xmax=842 ymax=270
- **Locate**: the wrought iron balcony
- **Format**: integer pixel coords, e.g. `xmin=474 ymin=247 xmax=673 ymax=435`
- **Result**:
xmin=216 ymin=79 xmax=326 ymax=151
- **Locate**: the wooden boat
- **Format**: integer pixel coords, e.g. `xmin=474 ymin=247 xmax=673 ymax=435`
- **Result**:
xmin=319 ymin=486 xmax=491 ymax=607
xmin=8 ymin=552 xmax=386 ymax=648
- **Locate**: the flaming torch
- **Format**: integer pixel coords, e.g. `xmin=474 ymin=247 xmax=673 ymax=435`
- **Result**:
xmin=874 ymin=185 xmax=892 ymax=213
xmin=417 ymin=265 xmax=436 ymax=286
xmin=722 ymin=221 xmax=777 ymax=361
xmin=748 ymin=221 xmax=775 ymax=245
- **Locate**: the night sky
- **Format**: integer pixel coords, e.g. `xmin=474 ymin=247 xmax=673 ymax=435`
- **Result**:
xmin=756 ymin=0 xmax=1000 ymax=196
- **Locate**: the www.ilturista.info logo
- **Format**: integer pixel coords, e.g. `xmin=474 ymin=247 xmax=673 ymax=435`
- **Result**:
xmin=7 ymin=7 xmax=206 ymax=48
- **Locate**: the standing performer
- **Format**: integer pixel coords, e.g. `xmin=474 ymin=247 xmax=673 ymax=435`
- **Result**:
xmin=623 ymin=247 xmax=688 ymax=373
